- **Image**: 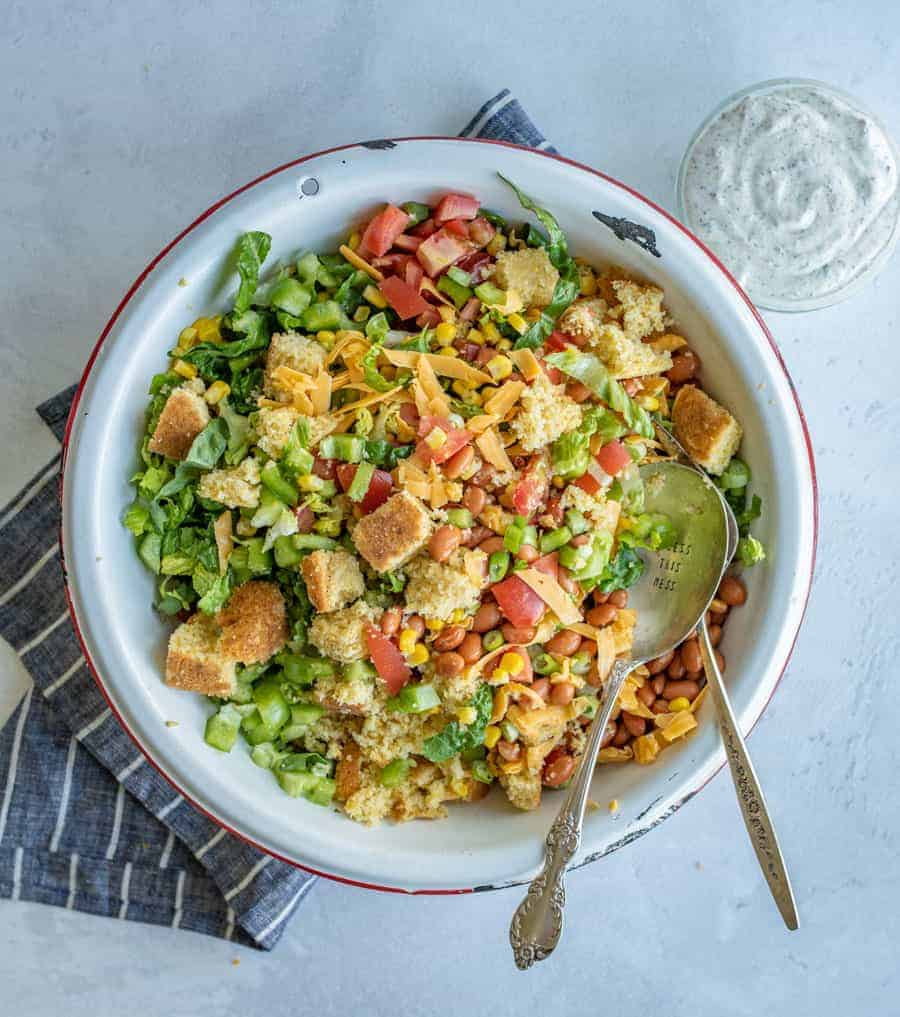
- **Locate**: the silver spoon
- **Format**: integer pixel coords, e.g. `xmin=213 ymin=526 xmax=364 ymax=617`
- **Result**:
xmin=654 ymin=425 xmax=799 ymax=931
xmin=510 ymin=460 xmax=729 ymax=969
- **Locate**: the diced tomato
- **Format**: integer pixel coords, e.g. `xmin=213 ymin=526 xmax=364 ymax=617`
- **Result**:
xmin=360 ymin=204 xmax=411 ymax=258
xmin=294 ymin=505 xmax=314 ymax=533
xmin=545 ymin=331 xmax=573 ymax=353
xmin=393 ymin=233 xmax=422 ymax=252
xmin=433 ymin=193 xmax=480 ymax=225
xmin=456 ymin=251 xmax=493 ymax=283
xmin=492 ymin=576 xmax=545 ymax=628
xmin=594 ymin=440 xmax=632 ymax=477
xmin=574 ymin=473 xmax=600 ymax=496
xmin=411 ymin=217 xmax=438 ymax=238
xmin=414 ymin=415 xmax=472 ymax=465
xmin=542 ymin=361 xmax=564 ymax=385
xmin=511 ymin=456 xmax=550 ymax=518
xmin=443 ymin=218 xmax=470 ymax=239
xmin=416 ymin=307 xmax=442 ymax=328
xmin=364 ymin=626 xmax=412 ymax=695
xmin=468 ymin=216 xmax=496 ymax=247
xmin=379 ymin=275 xmax=431 ymax=319
xmin=312 ymin=457 xmax=337 ymax=480
xmin=335 ymin=464 xmax=393 ymax=512
xmin=459 ymin=296 xmax=481 ymax=321
xmin=404 ymin=259 xmax=424 ymax=290
xmin=574 ymin=458 xmax=611 ymax=496
xmin=416 ymin=227 xmax=477 ymax=277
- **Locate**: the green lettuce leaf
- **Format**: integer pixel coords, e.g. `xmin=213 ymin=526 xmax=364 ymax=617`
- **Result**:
xmin=233 ymin=231 xmax=271 ymax=314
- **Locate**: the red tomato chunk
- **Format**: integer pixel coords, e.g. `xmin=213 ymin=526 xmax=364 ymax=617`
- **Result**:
xmin=379 ymin=275 xmax=431 ymax=319
xmin=360 ymin=204 xmax=411 ymax=258
xmin=364 ymin=626 xmax=411 ymax=695
xmin=433 ymin=193 xmax=480 ymax=225
xmin=335 ymin=464 xmax=393 ymax=512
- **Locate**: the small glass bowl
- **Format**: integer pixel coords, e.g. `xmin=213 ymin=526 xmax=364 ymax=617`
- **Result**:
xmin=676 ymin=77 xmax=900 ymax=312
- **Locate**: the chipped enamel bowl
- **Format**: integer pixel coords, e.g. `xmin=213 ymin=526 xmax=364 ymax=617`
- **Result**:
xmin=61 ymin=138 xmax=816 ymax=893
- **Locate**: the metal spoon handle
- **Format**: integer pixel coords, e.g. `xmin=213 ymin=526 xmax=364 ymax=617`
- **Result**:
xmin=698 ymin=619 xmax=799 ymax=930
xmin=509 ymin=657 xmax=633 ymax=969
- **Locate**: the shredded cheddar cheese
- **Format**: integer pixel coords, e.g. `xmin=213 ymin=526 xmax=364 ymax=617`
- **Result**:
xmin=475 ymin=428 xmax=514 ymax=473
xmin=515 ymin=568 xmax=582 ymax=625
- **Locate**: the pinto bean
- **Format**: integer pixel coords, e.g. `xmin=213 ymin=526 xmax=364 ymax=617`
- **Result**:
xmin=501 ymin=623 xmax=536 ymax=644
xmin=435 ymin=652 xmax=465 ymax=677
xmin=708 ymin=624 xmax=723 ymax=648
xmin=458 ymin=633 xmax=484 ymax=665
xmin=472 ymin=602 xmax=502 ymax=633
xmin=530 ymin=678 xmax=551 ymax=701
xmin=549 ymin=682 xmax=575 ymax=706
xmin=429 ymin=525 xmax=461 ymax=563
xmin=587 ymin=604 xmax=618 ymax=627
xmin=663 ymin=679 xmax=700 ymax=701
xmin=406 ymin=615 xmax=425 ymax=638
xmin=543 ymin=753 xmax=576 ymax=787
xmin=648 ymin=650 xmax=675 ymax=675
xmin=432 ymin=626 xmax=465 ymax=652
xmin=516 ymin=544 xmax=540 ymax=564
xmin=637 ymin=684 xmax=657 ymax=709
xmin=380 ymin=608 xmax=401 ymax=637
xmin=718 ymin=575 xmax=747 ymax=606
xmin=681 ymin=639 xmax=703 ymax=675
xmin=496 ymin=740 xmax=522 ymax=762
xmin=444 ymin=445 xmax=475 ymax=480
xmin=667 ymin=350 xmax=701 ymax=384
xmin=462 ymin=484 xmax=486 ymax=516
xmin=621 ymin=712 xmax=646 ymax=737
xmin=545 ymin=630 xmax=582 ymax=656
xmin=608 ymin=590 xmax=629 ymax=609
xmin=612 ymin=724 xmax=631 ymax=747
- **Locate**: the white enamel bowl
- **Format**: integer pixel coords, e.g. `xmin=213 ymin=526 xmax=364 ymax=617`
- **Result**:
xmin=61 ymin=138 xmax=817 ymax=893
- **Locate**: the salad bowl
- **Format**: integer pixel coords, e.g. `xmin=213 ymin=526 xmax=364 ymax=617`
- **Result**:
xmin=61 ymin=138 xmax=816 ymax=892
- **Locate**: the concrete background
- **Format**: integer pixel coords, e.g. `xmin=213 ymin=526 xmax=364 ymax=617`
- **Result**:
xmin=2 ymin=1 xmax=898 ymax=1014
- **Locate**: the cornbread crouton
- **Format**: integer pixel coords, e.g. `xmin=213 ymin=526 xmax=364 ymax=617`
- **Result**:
xmin=611 ymin=279 xmax=667 ymax=342
xmin=165 ymin=613 xmax=236 ymax=697
xmin=301 ymin=549 xmax=365 ymax=613
xmin=354 ymin=691 xmax=446 ymax=767
xmin=198 ymin=458 xmax=261 ymax=509
xmin=558 ymin=297 xmax=608 ymax=341
xmin=216 ymin=581 xmax=288 ymax=664
xmin=402 ymin=549 xmax=486 ymax=622
xmin=334 ymin=741 xmax=363 ymax=802
xmin=351 ymin=491 xmax=432 ymax=573
xmin=313 ymin=669 xmax=375 ymax=716
xmin=510 ymin=372 xmax=582 ymax=452
xmin=148 ymin=386 xmax=210 ymax=460
xmin=308 ymin=599 xmax=378 ymax=663
xmin=492 ymin=247 xmax=560 ymax=308
xmin=589 ymin=322 xmax=672 ymax=379
xmin=499 ymin=770 xmax=542 ymax=811
xmin=256 ymin=405 xmax=337 ymax=459
xmin=264 ymin=333 xmax=327 ymax=399
xmin=506 ymin=703 xmax=568 ymax=746
xmin=560 ymin=485 xmax=622 ymax=533
xmin=672 ymin=385 xmax=742 ymax=475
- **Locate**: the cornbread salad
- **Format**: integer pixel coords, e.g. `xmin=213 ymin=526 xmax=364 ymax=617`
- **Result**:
xmin=124 ymin=178 xmax=765 ymax=824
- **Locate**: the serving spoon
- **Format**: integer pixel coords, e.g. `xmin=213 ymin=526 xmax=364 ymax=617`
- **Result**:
xmin=510 ymin=460 xmax=729 ymax=969
xmin=653 ymin=425 xmax=799 ymax=932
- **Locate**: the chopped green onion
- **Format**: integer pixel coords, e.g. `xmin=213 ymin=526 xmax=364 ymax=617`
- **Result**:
xmin=437 ymin=274 xmax=473 ymax=308
xmin=446 ymin=265 xmax=473 ymax=287
xmin=564 ymin=509 xmax=589 ymax=536
xmin=281 ymin=655 xmax=335 ymax=686
xmin=483 ymin=630 xmax=504 ymax=652
xmin=252 ymin=680 xmax=290 ymax=732
xmin=386 ymin=682 xmax=441 ymax=714
xmin=379 ymin=759 xmax=413 ymax=787
xmin=446 ymin=507 xmax=473 ymax=529
xmin=532 ymin=653 xmax=561 ymax=676
xmin=260 ymin=461 xmax=298 ymax=505
xmin=570 ymin=650 xmax=592 ymax=675
xmin=539 ymin=525 xmax=572 ymax=553
xmin=474 ymin=281 xmax=506 ymax=305
xmin=401 ymin=201 xmax=430 ymax=226
xmin=471 ymin=759 xmax=494 ymax=784
xmin=503 ymin=523 xmax=525 ymax=553
xmin=500 ymin=721 xmax=519 ymax=742
xmin=488 ymin=550 xmax=510 ymax=583
xmin=203 ymin=704 xmax=242 ymax=752
xmin=319 ymin=434 xmax=365 ymax=463
xmin=346 ymin=461 xmax=375 ymax=502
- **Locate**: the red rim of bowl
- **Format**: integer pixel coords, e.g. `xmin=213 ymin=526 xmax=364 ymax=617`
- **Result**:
xmin=58 ymin=135 xmax=818 ymax=897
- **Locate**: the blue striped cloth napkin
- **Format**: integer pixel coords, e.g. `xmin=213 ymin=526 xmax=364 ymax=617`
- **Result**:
xmin=0 ymin=90 xmax=555 ymax=948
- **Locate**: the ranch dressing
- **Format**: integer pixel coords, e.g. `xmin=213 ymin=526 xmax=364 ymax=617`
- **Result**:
xmin=679 ymin=80 xmax=900 ymax=310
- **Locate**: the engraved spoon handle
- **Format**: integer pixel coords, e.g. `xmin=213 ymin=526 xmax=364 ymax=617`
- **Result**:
xmin=698 ymin=618 xmax=799 ymax=930
xmin=509 ymin=657 xmax=634 ymax=969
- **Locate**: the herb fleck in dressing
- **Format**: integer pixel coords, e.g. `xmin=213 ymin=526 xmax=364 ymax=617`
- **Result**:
xmin=681 ymin=82 xmax=900 ymax=308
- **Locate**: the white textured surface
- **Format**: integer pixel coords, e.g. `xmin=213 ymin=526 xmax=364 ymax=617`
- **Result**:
xmin=1 ymin=2 xmax=898 ymax=1014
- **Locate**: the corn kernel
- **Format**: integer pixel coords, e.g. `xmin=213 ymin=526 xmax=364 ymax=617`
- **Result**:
xmin=399 ymin=629 xmax=417 ymax=656
xmin=552 ymin=476 xmax=565 ymax=489
xmin=435 ymin=321 xmax=457 ymax=345
xmin=425 ymin=617 xmax=445 ymax=632
xmin=608 ymin=798 xmax=620 ymax=814
xmin=500 ymin=652 xmax=524 ymax=676
xmin=506 ymin=312 xmax=528 ymax=335
xmin=486 ymin=355 xmax=513 ymax=381
xmin=496 ymin=337 xmax=512 ymax=351
xmin=204 ymin=380 xmax=230 ymax=405
xmin=193 ymin=317 xmax=221 ymax=343
xmin=491 ymin=668 xmax=509 ymax=685
xmin=438 ymin=305 xmax=457 ymax=323
xmin=408 ymin=644 xmax=429 ymax=667
xmin=482 ymin=321 xmax=501 ymax=342
xmin=441 ymin=346 xmax=459 ymax=358
xmin=424 ymin=426 xmax=447 ymax=450
xmin=363 ymin=284 xmax=388 ymax=309
xmin=450 ymin=609 xmax=466 ymax=624
xmin=466 ymin=328 xmax=485 ymax=345
xmin=172 ymin=359 xmax=197 ymax=379
xmin=483 ymin=725 xmax=501 ymax=749
xmin=451 ymin=779 xmax=470 ymax=798
xmin=348 ymin=231 xmax=361 ymax=251
xmin=457 ymin=706 xmax=477 ymax=726
xmin=316 ymin=330 xmax=336 ymax=343
xmin=638 ymin=395 xmax=659 ymax=412
xmin=353 ymin=305 xmax=370 ymax=323
xmin=178 ymin=325 xmax=199 ymax=349
xmin=669 ymin=696 xmax=691 ymax=712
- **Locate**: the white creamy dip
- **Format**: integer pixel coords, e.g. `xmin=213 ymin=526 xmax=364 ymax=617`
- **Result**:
xmin=679 ymin=81 xmax=900 ymax=309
